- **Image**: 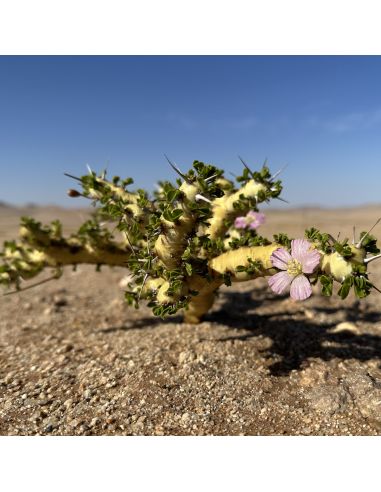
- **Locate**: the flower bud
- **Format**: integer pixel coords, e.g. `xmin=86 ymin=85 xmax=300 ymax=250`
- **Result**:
xmin=67 ymin=189 xmax=81 ymax=198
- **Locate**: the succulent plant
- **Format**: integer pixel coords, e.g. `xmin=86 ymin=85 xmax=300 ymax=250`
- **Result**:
xmin=1 ymin=159 xmax=380 ymax=324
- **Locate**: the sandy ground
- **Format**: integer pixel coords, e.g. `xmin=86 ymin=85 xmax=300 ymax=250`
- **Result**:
xmin=1 ymin=204 xmax=381 ymax=435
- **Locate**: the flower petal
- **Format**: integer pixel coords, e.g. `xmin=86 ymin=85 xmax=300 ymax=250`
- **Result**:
xmin=270 ymin=248 xmax=292 ymax=270
xmin=300 ymin=249 xmax=321 ymax=274
xmin=291 ymin=239 xmax=321 ymax=273
xmin=291 ymin=239 xmax=311 ymax=260
xmin=268 ymin=271 xmax=293 ymax=295
xmin=290 ymin=274 xmax=312 ymax=301
xmin=234 ymin=217 xmax=247 ymax=229
xmin=248 ymin=212 xmax=266 ymax=229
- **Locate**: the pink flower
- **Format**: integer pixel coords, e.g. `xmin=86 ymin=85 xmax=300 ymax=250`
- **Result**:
xmin=268 ymin=239 xmax=321 ymax=301
xmin=234 ymin=211 xmax=265 ymax=230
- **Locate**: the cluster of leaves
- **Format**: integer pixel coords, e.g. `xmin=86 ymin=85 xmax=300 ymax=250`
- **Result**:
xmin=358 ymin=232 xmax=380 ymax=255
xmin=305 ymin=228 xmax=332 ymax=254
xmin=273 ymin=232 xmax=291 ymax=249
xmin=319 ymin=261 xmax=375 ymax=300
xmin=235 ymin=163 xmax=283 ymax=202
xmin=0 ymin=240 xmax=50 ymax=290
xmin=235 ymin=258 xmax=263 ymax=276
xmin=228 ymin=232 xmax=271 ymax=250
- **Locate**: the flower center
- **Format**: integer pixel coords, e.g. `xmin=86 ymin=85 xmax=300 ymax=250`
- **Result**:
xmin=287 ymin=259 xmax=303 ymax=277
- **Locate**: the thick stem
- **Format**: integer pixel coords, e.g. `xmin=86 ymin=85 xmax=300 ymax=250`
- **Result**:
xmin=154 ymin=181 xmax=200 ymax=269
xmin=183 ymin=275 xmax=222 ymax=324
xmin=205 ymin=180 xmax=268 ymax=240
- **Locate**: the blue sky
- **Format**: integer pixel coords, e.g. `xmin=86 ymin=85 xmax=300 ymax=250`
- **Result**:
xmin=1 ymin=56 xmax=381 ymax=207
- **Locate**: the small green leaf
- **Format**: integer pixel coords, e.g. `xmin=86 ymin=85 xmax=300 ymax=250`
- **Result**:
xmin=319 ymin=274 xmax=333 ymax=296
xmin=185 ymin=262 xmax=193 ymax=276
xmin=338 ymin=276 xmax=353 ymax=299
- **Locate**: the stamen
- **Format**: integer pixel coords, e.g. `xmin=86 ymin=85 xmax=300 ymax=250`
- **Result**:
xmin=356 ymin=218 xmax=381 ymax=248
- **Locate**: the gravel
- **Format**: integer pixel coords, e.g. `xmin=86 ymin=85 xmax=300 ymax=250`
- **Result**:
xmin=2 ymin=205 xmax=381 ymax=435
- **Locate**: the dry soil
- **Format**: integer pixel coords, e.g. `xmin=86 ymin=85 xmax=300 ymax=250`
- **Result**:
xmin=1 ymin=204 xmax=381 ymax=435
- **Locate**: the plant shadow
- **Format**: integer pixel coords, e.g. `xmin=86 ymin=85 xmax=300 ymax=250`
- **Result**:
xmin=206 ymin=289 xmax=381 ymax=376
xmin=100 ymin=287 xmax=381 ymax=377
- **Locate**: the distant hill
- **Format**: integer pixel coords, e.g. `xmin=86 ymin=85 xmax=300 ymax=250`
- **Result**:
xmin=0 ymin=201 xmax=12 ymax=208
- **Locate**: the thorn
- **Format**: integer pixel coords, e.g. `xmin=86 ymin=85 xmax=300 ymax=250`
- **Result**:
xmin=364 ymin=253 xmax=381 ymax=264
xmin=270 ymin=163 xmax=289 ymax=182
xmin=101 ymin=160 xmax=109 ymax=179
xmin=64 ymin=172 xmax=82 ymax=182
xmin=371 ymin=282 xmax=381 ymax=294
xmin=356 ymin=218 xmax=381 ymax=248
xmin=195 ymin=194 xmax=212 ymax=204
xmin=337 ymin=232 xmax=341 ymax=241
xmin=352 ymin=225 xmax=356 ymax=244
xmin=86 ymin=163 xmax=93 ymax=174
xmin=238 ymin=155 xmax=255 ymax=179
xmin=205 ymin=173 xmax=219 ymax=183
xmin=138 ymin=273 xmax=149 ymax=301
xmin=123 ymin=226 xmax=138 ymax=257
xmin=164 ymin=154 xmax=191 ymax=184
xmin=274 ymin=196 xmax=289 ymax=204
xmin=3 ymin=272 xmax=62 ymax=296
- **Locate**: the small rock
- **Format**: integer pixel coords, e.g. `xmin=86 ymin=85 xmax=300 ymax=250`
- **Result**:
xmin=63 ymin=398 xmax=74 ymax=409
xmin=43 ymin=417 xmax=58 ymax=433
xmin=68 ymin=418 xmax=81 ymax=428
xmin=53 ymin=295 xmax=67 ymax=307
xmin=89 ymin=417 xmax=100 ymax=428
xmin=83 ymin=389 xmax=93 ymax=400
xmin=306 ymin=385 xmax=348 ymax=415
xmin=303 ymin=309 xmax=316 ymax=320
xmin=331 ymin=322 xmax=360 ymax=335
xmin=178 ymin=351 xmax=195 ymax=365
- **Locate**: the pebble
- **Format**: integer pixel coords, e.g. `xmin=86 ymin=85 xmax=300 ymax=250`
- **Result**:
xmin=63 ymin=398 xmax=74 ymax=409
xmin=53 ymin=295 xmax=68 ymax=307
xmin=83 ymin=389 xmax=93 ymax=399
xmin=43 ymin=417 xmax=58 ymax=433
xmin=331 ymin=321 xmax=360 ymax=335
xmin=89 ymin=417 xmax=101 ymax=428
xmin=178 ymin=351 xmax=195 ymax=365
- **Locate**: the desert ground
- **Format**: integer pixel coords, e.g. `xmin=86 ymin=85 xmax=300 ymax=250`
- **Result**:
xmin=1 ymin=203 xmax=381 ymax=435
